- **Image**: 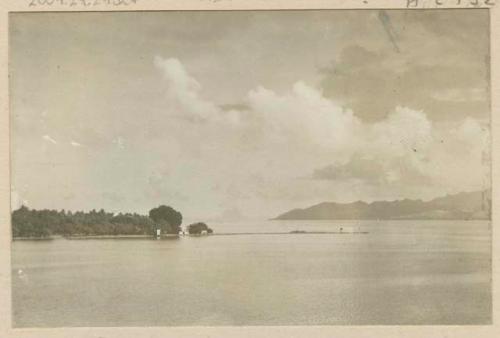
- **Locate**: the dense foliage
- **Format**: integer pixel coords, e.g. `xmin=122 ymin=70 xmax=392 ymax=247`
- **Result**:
xmin=11 ymin=205 xmax=183 ymax=238
xmin=149 ymin=205 xmax=183 ymax=234
xmin=187 ymin=222 xmax=213 ymax=235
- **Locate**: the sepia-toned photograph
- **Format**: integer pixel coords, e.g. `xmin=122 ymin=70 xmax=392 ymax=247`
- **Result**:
xmin=9 ymin=8 xmax=492 ymax=327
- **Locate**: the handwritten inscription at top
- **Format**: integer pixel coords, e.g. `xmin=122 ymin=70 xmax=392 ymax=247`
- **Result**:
xmin=29 ymin=0 xmax=139 ymax=7
xmin=26 ymin=0 xmax=495 ymax=8
xmin=407 ymin=0 xmax=495 ymax=7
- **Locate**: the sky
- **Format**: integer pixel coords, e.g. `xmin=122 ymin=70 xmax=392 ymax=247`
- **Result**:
xmin=10 ymin=10 xmax=491 ymax=220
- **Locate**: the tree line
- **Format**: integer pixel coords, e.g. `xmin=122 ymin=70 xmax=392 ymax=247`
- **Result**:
xmin=12 ymin=205 xmax=184 ymax=238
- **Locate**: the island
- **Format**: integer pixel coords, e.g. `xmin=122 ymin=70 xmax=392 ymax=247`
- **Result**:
xmin=273 ymin=190 xmax=491 ymax=220
xmin=11 ymin=204 xmax=213 ymax=239
xmin=187 ymin=222 xmax=213 ymax=235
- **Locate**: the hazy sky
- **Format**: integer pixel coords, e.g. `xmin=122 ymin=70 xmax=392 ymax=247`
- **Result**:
xmin=10 ymin=10 xmax=490 ymax=220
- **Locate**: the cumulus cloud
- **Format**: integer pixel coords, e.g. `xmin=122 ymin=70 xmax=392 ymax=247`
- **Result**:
xmin=10 ymin=11 xmax=490 ymax=218
xmin=153 ymin=56 xmax=490 ymax=210
xmin=9 ymin=54 xmax=491 ymax=218
xmin=154 ymin=56 xmax=220 ymax=123
xmin=312 ymin=107 xmax=489 ymax=196
xmin=246 ymin=82 xmax=362 ymax=154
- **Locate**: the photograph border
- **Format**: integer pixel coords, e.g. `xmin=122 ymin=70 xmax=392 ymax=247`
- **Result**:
xmin=0 ymin=1 xmax=498 ymax=337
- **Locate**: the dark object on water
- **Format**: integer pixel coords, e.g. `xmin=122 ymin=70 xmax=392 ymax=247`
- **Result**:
xmin=187 ymin=222 xmax=213 ymax=235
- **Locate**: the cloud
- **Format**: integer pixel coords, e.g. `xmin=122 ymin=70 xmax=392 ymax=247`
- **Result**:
xmin=42 ymin=134 xmax=57 ymax=144
xmin=153 ymin=56 xmax=490 ymax=210
xmin=70 ymin=140 xmax=82 ymax=147
xmin=246 ymin=81 xmax=362 ymax=154
xmin=319 ymin=10 xmax=489 ymax=122
xmin=10 ymin=11 xmax=491 ymax=218
xmin=154 ymin=56 xmax=220 ymax=123
xmin=219 ymin=103 xmax=250 ymax=112
xmin=311 ymin=109 xmax=489 ymax=196
xmin=313 ymin=158 xmax=389 ymax=183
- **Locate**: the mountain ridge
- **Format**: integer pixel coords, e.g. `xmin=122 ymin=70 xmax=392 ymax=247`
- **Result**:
xmin=273 ymin=190 xmax=491 ymax=220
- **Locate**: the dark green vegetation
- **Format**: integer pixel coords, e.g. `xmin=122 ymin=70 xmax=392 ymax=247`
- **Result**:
xmin=187 ymin=222 xmax=213 ymax=235
xmin=12 ymin=205 xmax=183 ymax=238
xmin=149 ymin=205 xmax=183 ymax=234
xmin=274 ymin=190 xmax=491 ymax=221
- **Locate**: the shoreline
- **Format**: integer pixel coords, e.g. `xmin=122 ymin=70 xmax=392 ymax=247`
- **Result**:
xmin=12 ymin=231 xmax=369 ymax=241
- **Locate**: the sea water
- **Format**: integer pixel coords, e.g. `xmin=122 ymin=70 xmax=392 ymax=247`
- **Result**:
xmin=11 ymin=220 xmax=491 ymax=326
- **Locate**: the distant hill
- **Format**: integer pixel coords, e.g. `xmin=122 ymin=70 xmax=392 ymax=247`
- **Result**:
xmin=273 ymin=190 xmax=491 ymax=220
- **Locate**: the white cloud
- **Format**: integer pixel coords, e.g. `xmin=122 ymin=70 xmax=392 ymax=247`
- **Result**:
xmin=152 ymin=56 xmax=490 ymax=214
xmin=42 ymin=135 xmax=57 ymax=144
xmin=14 ymin=57 xmax=489 ymax=217
xmin=154 ymin=56 xmax=220 ymax=122
xmin=247 ymin=82 xmax=362 ymax=155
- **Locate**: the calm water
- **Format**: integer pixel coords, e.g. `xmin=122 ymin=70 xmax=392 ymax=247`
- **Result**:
xmin=12 ymin=220 xmax=491 ymax=327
